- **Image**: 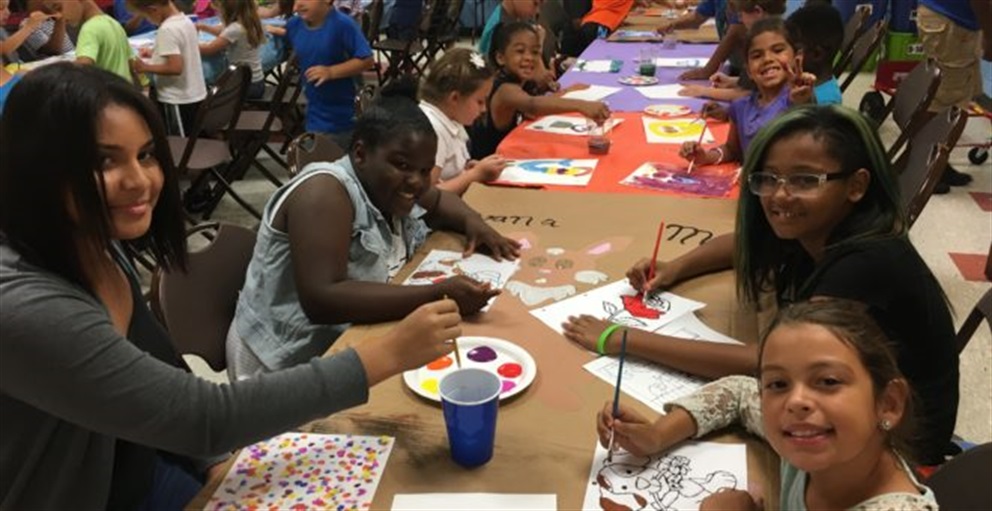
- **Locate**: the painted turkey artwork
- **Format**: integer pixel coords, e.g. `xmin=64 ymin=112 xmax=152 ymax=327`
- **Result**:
xmin=604 ymin=291 xmax=673 ymax=328
xmin=502 ymin=233 xmax=632 ymax=307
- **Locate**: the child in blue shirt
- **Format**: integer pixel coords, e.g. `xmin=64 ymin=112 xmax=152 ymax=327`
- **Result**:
xmin=270 ymin=0 xmax=373 ymax=147
xmin=786 ymin=1 xmax=843 ymax=105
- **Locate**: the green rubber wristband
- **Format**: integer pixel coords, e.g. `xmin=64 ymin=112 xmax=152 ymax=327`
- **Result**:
xmin=597 ymin=323 xmax=622 ymax=356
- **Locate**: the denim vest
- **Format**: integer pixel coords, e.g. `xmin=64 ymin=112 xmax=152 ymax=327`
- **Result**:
xmin=233 ymin=156 xmax=430 ymax=370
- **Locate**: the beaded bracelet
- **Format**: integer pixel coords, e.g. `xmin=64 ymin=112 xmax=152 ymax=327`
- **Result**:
xmin=597 ymin=323 xmax=622 ymax=355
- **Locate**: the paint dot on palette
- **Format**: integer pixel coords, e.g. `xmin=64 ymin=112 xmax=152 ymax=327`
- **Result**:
xmin=497 ymin=362 xmax=523 ymax=378
xmin=425 ymin=356 xmax=453 ymax=370
xmin=501 ymin=380 xmax=517 ymax=393
xmin=420 ymin=379 xmax=439 ymax=394
xmin=467 ymin=346 xmax=497 ymax=362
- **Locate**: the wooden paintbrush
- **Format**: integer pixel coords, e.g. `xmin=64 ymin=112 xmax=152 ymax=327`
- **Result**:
xmin=607 ymin=328 xmax=629 ymax=462
xmin=444 ymin=294 xmax=462 ymax=368
xmin=646 ymin=220 xmax=666 ymax=287
xmin=685 ymin=113 xmax=708 ymax=175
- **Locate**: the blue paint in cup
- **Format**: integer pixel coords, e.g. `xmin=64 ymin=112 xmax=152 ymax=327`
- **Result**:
xmin=439 ymin=368 xmax=501 ymax=468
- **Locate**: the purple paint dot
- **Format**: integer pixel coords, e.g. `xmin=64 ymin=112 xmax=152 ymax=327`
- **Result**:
xmin=467 ymin=346 xmax=497 ymax=362
xmin=501 ymin=380 xmax=517 ymax=393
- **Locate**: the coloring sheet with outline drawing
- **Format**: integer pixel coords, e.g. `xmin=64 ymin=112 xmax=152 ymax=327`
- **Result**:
xmin=583 ymin=313 xmax=742 ymax=414
xmin=401 ymin=250 xmax=520 ymax=311
xmin=529 ymin=279 xmax=705 ymax=334
xmin=583 ymin=441 xmax=747 ymax=511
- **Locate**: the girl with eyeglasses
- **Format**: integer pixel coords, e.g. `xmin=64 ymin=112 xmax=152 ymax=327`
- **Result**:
xmin=563 ymin=105 xmax=958 ymax=466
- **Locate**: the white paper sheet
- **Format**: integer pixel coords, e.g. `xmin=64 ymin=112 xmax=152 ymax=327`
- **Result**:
xmin=392 ymin=493 xmax=557 ymax=510
xmin=401 ymin=250 xmax=520 ymax=311
xmin=526 ymin=115 xmax=623 ymax=136
xmin=573 ymin=59 xmax=621 ymax=73
xmin=583 ymin=313 xmax=741 ymax=413
xmin=529 ymin=279 xmax=705 ymax=334
xmin=641 ymin=117 xmax=715 ymax=144
xmin=497 ymin=158 xmax=599 ymax=187
xmin=583 ymin=441 xmax=747 ymax=511
xmin=655 ymin=57 xmax=708 ymax=68
xmin=563 ymin=84 xmax=623 ymax=102
xmin=636 ymin=84 xmax=686 ymax=100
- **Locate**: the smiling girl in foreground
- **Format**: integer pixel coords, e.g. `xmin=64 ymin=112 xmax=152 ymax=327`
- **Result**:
xmin=228 ymin=84 xmax=521 ymax=380
xmin=598 ymin=300 xmax=937 ymax=510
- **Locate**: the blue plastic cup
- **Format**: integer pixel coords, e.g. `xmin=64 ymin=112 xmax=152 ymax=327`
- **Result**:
xmin=439 ymin=368 xmax=501 ymax=468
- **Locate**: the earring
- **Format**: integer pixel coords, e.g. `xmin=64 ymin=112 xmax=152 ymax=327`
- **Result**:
xmin=879 ymin=419 xmax=892 ymax=431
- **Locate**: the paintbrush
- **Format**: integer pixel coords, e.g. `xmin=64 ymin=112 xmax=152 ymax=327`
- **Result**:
xmin=645 ymin=220 xmax=666 ymax=289
xmin=685 ymin=113 xmax=708 ymax=175
xmin=443 ymin=294 xmax=462 ymax=368
xmin=607 ymin=328 xmax=629 ymax=462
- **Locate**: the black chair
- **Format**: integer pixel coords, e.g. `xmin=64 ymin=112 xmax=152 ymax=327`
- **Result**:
xmin=372 ymin=0 xmax=439 ymax=84
xmin=233 ymin=54 xmax=305 ymax=187
xmin=286 ymin=132 xmax=347 ymax=177
xmin=858 ymin=58 xmax=941 ymax=159
xmin=839 ymin=20 xmax=886 ymax=93
xmin=168 ymin=65 xmax=262 ymax=220
xmin=893 ymin=106 xmax=967 ymax=227
xmin=927 ymin=443 xmax=992 ymax=510
xmin=150 ymin=222 xmax=258 ymax=373
xmin=833 ymin=4 xmax=871 ymax=78
xmin=955 ymin=287 xmax=991 ymax=354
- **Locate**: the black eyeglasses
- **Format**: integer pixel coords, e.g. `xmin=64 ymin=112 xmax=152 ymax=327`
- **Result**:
xmin=747 ymin=169 xmax=856 ymax=197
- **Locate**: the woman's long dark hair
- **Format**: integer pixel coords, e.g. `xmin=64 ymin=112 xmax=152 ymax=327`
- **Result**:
xmin=0 ymin=63 xmax=187 ymax=292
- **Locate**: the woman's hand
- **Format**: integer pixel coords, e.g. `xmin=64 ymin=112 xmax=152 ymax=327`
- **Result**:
xmin=437 ymin=275 xmax=501 ymax=315
xmin=597 ymin=401 xmax=665 ymax=457
xmin=463 ymin=216 xmax=521 ymax=261
xmin=356 ymin=299 xmax=461 ymax=384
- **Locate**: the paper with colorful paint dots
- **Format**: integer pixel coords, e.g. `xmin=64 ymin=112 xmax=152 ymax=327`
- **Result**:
xmin=400 ymin=250 xmax=520 ymax=312
xmin=403 ymin=336 xmax=537 ymax=402
xmin=205 ymin=433 xmax=394 ymax=511
xmin=641 ymin=117 xmax=715 ymax=144
xmin=525 ymin=115 xmax=623 ymax=136
xmin=529 ymin=279 xmax=705 ymax=335
xmin=620 ymin=162 xmax=739 ymax=198
xmin=496 ymin=159 xmax=599 ymax=187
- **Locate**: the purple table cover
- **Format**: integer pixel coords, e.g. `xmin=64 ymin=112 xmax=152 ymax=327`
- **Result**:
xmin=558 ymin=39 xmax=718 ymax=113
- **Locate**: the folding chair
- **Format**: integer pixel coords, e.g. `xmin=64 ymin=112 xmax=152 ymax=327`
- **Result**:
xmin=955 ymin=288 xmax=991 ymax=354
xmin=286 ymin=132 xmax=347 ymax=177
xmin=833 ymin=4 xmax=871 ymax=78
xmin=372 ymin=0 xmax=436 ymax=84
xmin=414 ymin=0 xmax=464 ymax=71
xmin=858 ymin=58 xmax=941 ymax=160
xmin=233 ymin=54 xmax=305 ymax=187
xmin=168 ymin=65 xmax=262 ymax=220
xmin=839 ymin=20 xmax=886 ymax=93
xmin=894 ymin=106 xmax=967 ymax=227
xmin=150 ymin=222 xmax=257 ymax=372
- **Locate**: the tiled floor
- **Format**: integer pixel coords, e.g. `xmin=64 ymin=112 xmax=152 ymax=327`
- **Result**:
xmin=193 ymin=67 xmax=992 ymax=445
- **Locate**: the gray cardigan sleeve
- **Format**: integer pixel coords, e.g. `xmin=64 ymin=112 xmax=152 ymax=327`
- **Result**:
xmin=0 ymin=268 xmax=371 ymax=458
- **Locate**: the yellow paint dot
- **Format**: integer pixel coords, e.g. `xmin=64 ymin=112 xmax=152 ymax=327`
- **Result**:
xmin=420 ymin=379 xmax=439 ymax=394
